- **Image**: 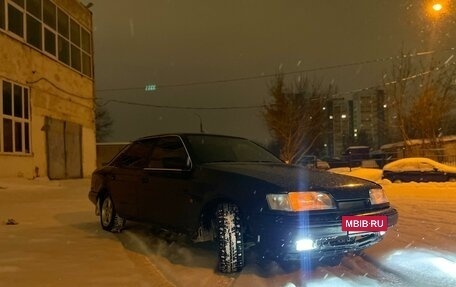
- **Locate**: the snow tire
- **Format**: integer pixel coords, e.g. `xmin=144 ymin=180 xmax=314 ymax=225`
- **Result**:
xmin=100 ymin=193 xmax=126 ymax=233
xmin=215 ymin=203 xmax=244 ymax=273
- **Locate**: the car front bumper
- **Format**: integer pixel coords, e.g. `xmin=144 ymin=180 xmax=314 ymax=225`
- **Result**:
xmin=251 ymin=207 xmax=398 ymax=261
xmin=88 ymin=189 xmax=98 ymax=205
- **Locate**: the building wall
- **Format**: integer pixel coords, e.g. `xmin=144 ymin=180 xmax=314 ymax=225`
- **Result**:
xmin=0 ymin=0 xmax=95 ymax=178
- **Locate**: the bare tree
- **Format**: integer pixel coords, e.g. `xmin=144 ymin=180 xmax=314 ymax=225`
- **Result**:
xmin=383 ymin=50 xmax=416 ymax=153
xmin=408 ymin=60 xmax=456 ymax=150
xmin=263 ymin=73 xmax=336 ymax=164
xmin=384 ymin=51 xmax=456 ymax=155
xmin=95 ymin=99 xmax=113 ymax=142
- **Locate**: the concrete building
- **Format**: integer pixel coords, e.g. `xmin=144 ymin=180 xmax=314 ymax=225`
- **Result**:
xmin=351 ymin=89 xmax=387 ymax=149
xmin=324 ymin=89 xmax=388 ymax=157
xmin=0 ymin=0 xmax=96 ymax=179
xmin=326 ymin=97 xmax=351 ymax=157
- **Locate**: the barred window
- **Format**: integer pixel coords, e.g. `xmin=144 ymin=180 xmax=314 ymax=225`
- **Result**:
xmin=1 ymin=80 xmax=31 ymax=154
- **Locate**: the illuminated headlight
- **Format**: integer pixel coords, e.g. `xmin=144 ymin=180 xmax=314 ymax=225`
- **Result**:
xmin=369 ymin=188 xmax=389 ymax=205
xmin=296 ymin=238 xmax=315 ymax=251
xmin=266 ymin=192 xmax=336 ymax=211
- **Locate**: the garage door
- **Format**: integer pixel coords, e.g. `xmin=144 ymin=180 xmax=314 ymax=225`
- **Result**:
xmin=46 ymin=117 xmax=82 ymax=179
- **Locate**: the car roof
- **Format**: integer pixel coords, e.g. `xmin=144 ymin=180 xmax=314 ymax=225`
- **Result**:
xmin=134 ymin=133 xmax=247 ymax=142
xmin=383 ymin=157 xmax=456 ymax=172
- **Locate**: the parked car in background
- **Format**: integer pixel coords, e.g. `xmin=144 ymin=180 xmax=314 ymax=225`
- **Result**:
xmin=89 ymin=134 xmax=398 ymax=273
xmin=382 ymin=157 xmax=456 ymax=183
xmin=298 ymin=155 xmax=330 ymax=170
xmin=340 ymin=146 xmax=371 ymax=167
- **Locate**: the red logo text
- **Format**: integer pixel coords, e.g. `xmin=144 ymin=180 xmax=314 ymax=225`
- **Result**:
xmin=342 ymin=215 xmax=388 ymax=232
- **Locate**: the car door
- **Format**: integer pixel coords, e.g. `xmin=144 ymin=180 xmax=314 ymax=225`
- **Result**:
xmin=137 ymin=136 xmax=198 ymax=231
xmin=419 ymin=162 xmax=446 ymax=182
xmin=398 ymin=161 xmax=422 ymax=182
xmin=106 ymin=142 xmax=152 ymax=219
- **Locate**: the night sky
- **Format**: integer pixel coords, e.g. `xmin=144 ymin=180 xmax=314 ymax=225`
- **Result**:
xmin=86 ymin=0 xmax=456 ymax=145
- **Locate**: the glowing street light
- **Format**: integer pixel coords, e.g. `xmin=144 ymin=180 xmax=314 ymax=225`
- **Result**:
xmin=427 ymin=1 xmax=448 ymax=18
xmin=433 ymin=3 xmax=443 ymax=12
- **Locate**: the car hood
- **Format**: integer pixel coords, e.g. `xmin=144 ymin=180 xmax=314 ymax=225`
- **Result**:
xmin=202 ymin=162 xmax=379 ymax=200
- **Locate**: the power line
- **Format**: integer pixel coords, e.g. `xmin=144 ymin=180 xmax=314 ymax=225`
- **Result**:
xmin=100 ymin=61 xmax=455 ymax=110
xmin=27 ymin=77 xmax=93 ymax=100
xmin=95 ymin=47 xmax=455 ymax=93
xmin=100 ymin=99 xmax=265 ymax=110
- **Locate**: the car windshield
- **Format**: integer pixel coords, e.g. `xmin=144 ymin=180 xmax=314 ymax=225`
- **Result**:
xmin=186 ymin=135 xmax=282 ymax=164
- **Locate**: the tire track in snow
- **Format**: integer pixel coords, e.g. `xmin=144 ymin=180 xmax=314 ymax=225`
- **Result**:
xmin=119 ymin=228 xmax=238 ymax=287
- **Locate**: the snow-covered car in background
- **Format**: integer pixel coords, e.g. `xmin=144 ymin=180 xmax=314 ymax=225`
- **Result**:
xmin=382 ymin=157 xmax=456 ymax=183
xmin=89 ymin=134 xmax=398 ymax=273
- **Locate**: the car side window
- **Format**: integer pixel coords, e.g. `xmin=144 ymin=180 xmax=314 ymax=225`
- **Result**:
xmin=401 ymin=162 xmax=418 ymax=171
xmin=111 ymin=142 xmax=152 ymax=168
xmin=147 ymin=137 xmax=189 ymax=169
xmin=420 ymin=162 xmax=435 ymax=172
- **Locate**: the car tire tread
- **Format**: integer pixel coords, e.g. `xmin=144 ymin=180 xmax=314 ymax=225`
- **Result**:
xmin=216 ymin=203 xmax=244 ymax=273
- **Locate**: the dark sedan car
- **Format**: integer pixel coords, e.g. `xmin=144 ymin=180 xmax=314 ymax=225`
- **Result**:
xmin=382 ymin=157 xmax=456 ymax=183
xmin=89 ymin=134 xmax=398 ymax=273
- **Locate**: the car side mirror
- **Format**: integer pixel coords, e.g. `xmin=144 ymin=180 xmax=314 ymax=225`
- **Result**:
xmin=162 ymin=157 xmax=190 ymax=170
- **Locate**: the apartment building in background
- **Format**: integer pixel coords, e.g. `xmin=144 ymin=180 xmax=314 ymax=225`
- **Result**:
xmin=325 ymin=89 xmax=388 ymax=158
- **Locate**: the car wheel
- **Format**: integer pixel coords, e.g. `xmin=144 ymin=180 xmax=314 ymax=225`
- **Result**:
xmin=215 ymin=203 xmax=244 ymax=273
xmin=100 ymin=194 xmax=126 ymax=233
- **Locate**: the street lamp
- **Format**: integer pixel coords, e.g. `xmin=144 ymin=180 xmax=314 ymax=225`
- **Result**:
xmin=432 ymin=3 xmax=443 ymax=12
xmin=427 ymin=1 xmax=452 ymax=18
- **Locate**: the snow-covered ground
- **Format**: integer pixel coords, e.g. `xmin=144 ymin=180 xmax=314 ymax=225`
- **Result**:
xmin=120 ymin=177 xmax=456 ymax=287
xmin=1 ymin=173 xmax=455 ymax=287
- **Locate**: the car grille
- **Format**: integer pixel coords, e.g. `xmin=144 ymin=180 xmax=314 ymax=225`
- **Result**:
xmin=337 ymin=199 xmax=369 ymax=211
xmin=316 ymin=232 xmax=381 ymax=250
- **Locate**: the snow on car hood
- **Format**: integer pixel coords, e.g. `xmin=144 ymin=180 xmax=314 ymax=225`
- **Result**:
xmin=202 ymin=162 xmax=379 ymax=200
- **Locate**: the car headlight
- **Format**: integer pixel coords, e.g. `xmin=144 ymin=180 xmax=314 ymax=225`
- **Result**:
xmin=370 ymin=188 xmax=389 ymax=205
xmin=266 ymin=192 xmax=336 ymax=211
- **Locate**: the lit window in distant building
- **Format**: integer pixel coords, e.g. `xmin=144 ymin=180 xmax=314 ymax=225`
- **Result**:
xmin=1 ymin=80 xmax=31 ymax=154
xmin=341 ymin=114 xmax=347 ymax=119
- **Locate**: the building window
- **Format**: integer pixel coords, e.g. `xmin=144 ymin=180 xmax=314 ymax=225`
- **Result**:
xmin=70 ymin=44 xmax=81 ymax=70
xmin=11 ymin=0 xmax=24 ymax=6
xmin=57 ymin=8 xmax=68 ymax=37
xmin=26 ymin=0 xmax=40 ymax=18
xmin=58 ymin=35 xmax=69 ymax=64
xmin=26 ymin=13 xmax=41 ymax=49
xmin=7 ymin=2 xmax=24 ymax=37
xmin=43 ymin=0 xmax=55 ymax=28
xmin=0 ymin=0 xmax=5 ymax=30
xmin=81 ymin=27 xmax=92 ymax=77
xmin=1 ymin=80 xmax=31 ymax=154
xmin=44 ymin=27 xmax=55 ymax=54
xmin=1 ymin=0 xmax=92 ymax=78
